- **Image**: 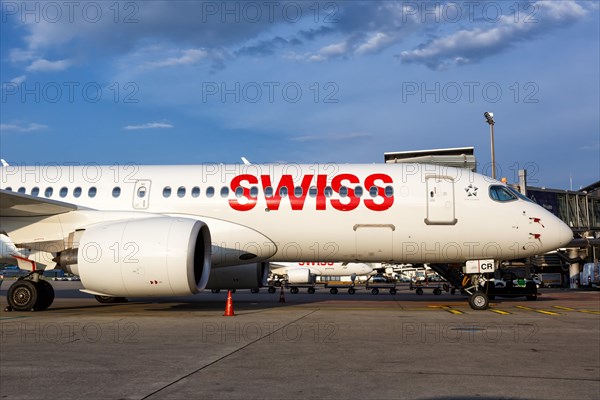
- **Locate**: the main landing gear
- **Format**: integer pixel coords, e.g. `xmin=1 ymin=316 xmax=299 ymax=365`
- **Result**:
xmin=5 ymin=272 xmax=55 ymax=311
xmin=94 ymin=295 xmax=128 ymax=304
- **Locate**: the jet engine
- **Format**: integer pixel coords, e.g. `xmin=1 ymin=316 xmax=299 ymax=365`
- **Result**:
xmin=285 ymin=268 xmax=315 ymax=284
xmin=55 ymin=217 xmax=211 ymax=297
xmin=206 ymin=262 xmax=269 ymax=290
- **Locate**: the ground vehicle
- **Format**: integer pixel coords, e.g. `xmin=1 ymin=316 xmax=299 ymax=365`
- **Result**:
xmin=486 ymin=272 xmax=537 ymax=300
xmin=536 ymin=273 xmax=563 ymax=288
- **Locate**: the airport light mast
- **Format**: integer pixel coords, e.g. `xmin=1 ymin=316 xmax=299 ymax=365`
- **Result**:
xmin=484 ymin=112 xmax=496 ymax=179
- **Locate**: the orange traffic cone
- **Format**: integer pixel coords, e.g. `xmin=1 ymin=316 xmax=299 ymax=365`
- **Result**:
xmin=223 ymin=290 xmax=235 ymax=316
xmin=279 ymin=286 xmax=285 ymax=303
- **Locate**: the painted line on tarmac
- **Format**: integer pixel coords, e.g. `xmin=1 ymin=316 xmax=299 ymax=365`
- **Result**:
xmin=0 ymin=315 xmax=31 ymax=321
xmin=552 ymin=306 xmax=575 ymax=311
xmin=579 ymin=309 xmax=600 ymax=315
xmin=515 ymin=305 xmax=560 ymax=315
xmin=440 ymin=306 xmax=463 ymax=315
xmin=489 ymin=309 xmax=511 ymax=315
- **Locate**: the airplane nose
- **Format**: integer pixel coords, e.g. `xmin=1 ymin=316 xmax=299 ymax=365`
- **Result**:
xmin=555 ymin=218 xmax=574 ymax=248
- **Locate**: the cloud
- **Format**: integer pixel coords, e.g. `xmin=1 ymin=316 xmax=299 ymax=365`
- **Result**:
xmin=142 ymin=49 xmax=208 ymax=69
xmin=123 ymin=122 xmax=174 ymax=130
xmin=8 ymin=49 xmax=36 ymax=63
xmin=9 ymin=75 xmax=27 ymax=85
xmin=398 ymin=1 xmax=588 ymax=69
xmin=0 ymin=123 xmax=48 ymax=132
xmin=25 ymin=59 xmax=72 ymax=72
xmin=290 ymin=132 xmax=372 ymax=142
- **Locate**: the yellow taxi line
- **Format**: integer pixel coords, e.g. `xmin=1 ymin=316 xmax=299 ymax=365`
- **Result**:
xmin=490 ymin=309 xmax=511 ymax=315
xmin=515 ymin=305 xmax=559 ymax=315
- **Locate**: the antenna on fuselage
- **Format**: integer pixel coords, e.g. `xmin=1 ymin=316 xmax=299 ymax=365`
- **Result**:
xmin=241 ymin=157 xmax=251 ymax=165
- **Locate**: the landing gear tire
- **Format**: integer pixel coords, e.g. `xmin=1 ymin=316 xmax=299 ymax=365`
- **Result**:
xmin=389 ymin=288 xmax=397 ymax=295
xmin=450 ymin=288 xmax=456 ymax=295
xmin=330 ymin=288 xmax=338 ymax=295
xmin=267 ymin=287 xmax=276 ymax=294
xmin=95 ymin=295 xmax=119 ymax=304
xmin=34 ymin=280 xmax=55 ymax=311
xmin=469 ymin=292 xmax=489 ymax=310
xmin=290 ymin=287 xmax=299 ymax=294
xmin=7 ymin=280 xmax=38 ymax=311
xmin=371 ymin=288 xmax=379 ymax=295
xmin=307 ymin=287 xmax=315 ymax=294
xmin=348 ymin=288 xmax=355 ymax=295
xmin=433 ymin=288 xmax=442 ymax=296
xmin=416 ymin=288 xmax=424 ymax=295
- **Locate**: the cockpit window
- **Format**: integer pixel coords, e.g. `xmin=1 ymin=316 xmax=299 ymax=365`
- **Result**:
xmin=506 ymin=186 xmax=533 ymax=203
xmin=489 ymin=185 xmax=517 ymax=202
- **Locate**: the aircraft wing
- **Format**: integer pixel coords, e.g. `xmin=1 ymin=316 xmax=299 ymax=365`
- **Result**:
xmin=0 ymin=189 xmax=79 ymax=217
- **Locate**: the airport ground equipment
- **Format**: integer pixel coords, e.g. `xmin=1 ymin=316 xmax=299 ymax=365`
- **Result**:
xmin=324 ymin=281 xmax=357 ymax=294
xmin=485 ymin=271 xmax=538 ymax=300
xmin=365 ymin=277 xmax=397 ymax=295
xmin=285 ymin=283 xmax=317 ymax=294
xmin=409 ymin=281 xmax=451 ymax=296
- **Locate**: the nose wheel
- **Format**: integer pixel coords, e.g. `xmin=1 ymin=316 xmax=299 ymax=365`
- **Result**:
xmin=468 ymin=292 xmax=489 ymax=310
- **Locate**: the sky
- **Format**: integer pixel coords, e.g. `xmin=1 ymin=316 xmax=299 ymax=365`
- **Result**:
xmin=1 ymin=0 xmax=598 ymax=190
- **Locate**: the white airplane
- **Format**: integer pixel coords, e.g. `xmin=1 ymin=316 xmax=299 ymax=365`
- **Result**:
xmin=0 ymin=162 xmax=572 ymax=310
xmin=269 ymin=261 xmax=374 ymax=284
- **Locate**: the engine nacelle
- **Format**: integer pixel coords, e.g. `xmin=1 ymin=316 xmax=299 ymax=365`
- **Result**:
xmin=60 ymin=217 xmax=211 ymax=297
xmin=285 ymin=268 xmax=315 ymax=284
xmin=206 ymin=262 xmax=269 ymax=289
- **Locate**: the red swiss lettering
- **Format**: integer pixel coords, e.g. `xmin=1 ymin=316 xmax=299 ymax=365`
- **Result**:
xmin=364 ymin=173 xmax=394 ymax=211
xmin=228 ymin=174 xmax=258 ymax=211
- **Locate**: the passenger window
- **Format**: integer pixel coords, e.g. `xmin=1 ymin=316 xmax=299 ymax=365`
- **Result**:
xmin=73 ymin=187 xmax=82 ymax=198
xmin=59 ymin=187 xmax=68 ymax=198
xmin=339 ymin=187 xmax=348 ymax=197
xmin=489 ymin=185 xmax=517 ymax=202
xmin=264 ymin=186 xmax=273 ymax=197
xmin=5 ymin=187 xmax=12 ymax=191
xmin=355 ymin=186 xmax=363 ymax=197
xmin=206 ymin=187 xmax=215 ymax=198
xmin=369 ymin=187 xmax=378 ymax=197
xmin=177 ymin=186 xmax=186 ymax=198
xmin=279 ymin=187 xmax=288 ymax=197
xmin=45 ymin=187 xmax=53 ymax=197
xmin=294 ymin=186 xmax=303 ymax=197
xmin=324 ymin=187 xmax=333 ymax=198
xmin=220 ymin=187 xmax=229 ymax=197
xmin=18 ymin=187 xmax=26 ymax=194
xmin=250 ymin=187 xmax=259 ymax=197
xmin=31 ymin=187 xmax=40 ymax=196
xmin=88 ymin=187 xmax=97 ymax=198
xmin=385 ymin=186 xmax=394 ymax=198
xmin=163 ymin=187 xmax=172 ymax=198
xmin=191 ymin=187 xmax=200 ymax=198
xmin=309 ymin=187 xmax=317 ymax=198
xmin=137 ymin=186 xmax=147 ymax=198
xmin=235 ymin=187 xmax=244 ymax=198
xmin=112 ymin=187 xmax=121 ymax=198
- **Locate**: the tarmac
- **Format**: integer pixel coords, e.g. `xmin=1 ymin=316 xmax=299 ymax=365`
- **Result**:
xmin=0 ymin=281 xmax=599 ymax=400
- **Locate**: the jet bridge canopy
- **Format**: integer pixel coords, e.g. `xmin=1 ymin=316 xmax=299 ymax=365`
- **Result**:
xmin=384 ymin=147 xmax=476 ymax=171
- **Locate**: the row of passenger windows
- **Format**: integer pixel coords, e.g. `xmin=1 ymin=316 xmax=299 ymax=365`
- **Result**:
xmin=160 ymin=185 xmax=395 ymax=199
xmin=4 ymin=185 xmax=395 ymax=200
xmin=5 ymin=186 xmax=102 ymax=198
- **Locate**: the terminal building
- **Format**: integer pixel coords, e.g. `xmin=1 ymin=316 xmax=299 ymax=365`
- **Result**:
xmin=384 ymin=147 xmax=600 ymax=288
